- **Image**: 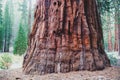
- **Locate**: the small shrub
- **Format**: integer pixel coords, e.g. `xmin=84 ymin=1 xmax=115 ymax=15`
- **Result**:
xmin=13 ymin=23 xmax=27 ymax=55
xmin=108 ymin=54 xmax=118 ymax=66
xmin=0 ymin=54 xmax=12 ymax=69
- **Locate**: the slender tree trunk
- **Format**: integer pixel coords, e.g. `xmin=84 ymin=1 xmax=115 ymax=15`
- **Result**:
xmin=107 ymin=13 xmax=113 ymax=52
xmin=23 ymin=0 xmax=110 ymax=75
xmin=108 ymin=29 xmax=113 ymax=52
xmin=3 ymin=25 xmax=9 ymax=52
xmin=114 ymin=10 xmax=118 ymax=51
xmin=114 ymin=0 xmax=120 ymax=56
xmin=118 ymin=12 xmax=120 ymax=55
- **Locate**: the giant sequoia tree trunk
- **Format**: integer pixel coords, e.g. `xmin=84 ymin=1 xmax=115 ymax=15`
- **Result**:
xmin=23 ymin=0 xmax=110 ymax=75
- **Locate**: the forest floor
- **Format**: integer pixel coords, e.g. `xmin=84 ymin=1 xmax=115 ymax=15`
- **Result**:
xmin=0 ymin=52 xmax=120 ymax=80
xmin=0 ymin=67 xmax=120 ymax=80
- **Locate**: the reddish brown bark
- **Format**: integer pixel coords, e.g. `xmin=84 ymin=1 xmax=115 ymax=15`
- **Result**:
xmin=114 ymin=11 xmax=118 ymax=51
xmin=107 ymin=14 xmax=113 ymax=52
xmin=23 ymin=0 xmax=110 ymax=75
xmin=118 ymin=23 xmax=120 ymax=55
xmin=108 ymin=29 xmax=113 ymax=52
xmin=119 ymin=20 xmax=120 ymax=55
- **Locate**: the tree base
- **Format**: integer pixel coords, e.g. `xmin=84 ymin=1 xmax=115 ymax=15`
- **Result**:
xmin=23 ymin=47 xmax=110 ymax=75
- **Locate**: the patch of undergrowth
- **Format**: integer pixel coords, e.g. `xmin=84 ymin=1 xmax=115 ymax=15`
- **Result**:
xmin=107 ymin=54 xmax=118 ymax=66
xmin=0 ymin=53 xmax=12 ymax=69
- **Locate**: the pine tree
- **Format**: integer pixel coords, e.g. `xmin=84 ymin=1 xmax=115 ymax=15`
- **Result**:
xmin=9 ymin=0 xmax=14 ymax=48
xmin=13 ymin=22 xmax=27 ymax=55
xmin=19 ymin=0 xmax=28 ymax=34
xmin=0 ymin=26 xmax=3 ymax=51
xmin=0 ymin=0 xmax=3 ymax=51
xmin=3 ymin=0 xmax=12 ymax=52
xmin=0 ymin=0 xmax=2 ymax=24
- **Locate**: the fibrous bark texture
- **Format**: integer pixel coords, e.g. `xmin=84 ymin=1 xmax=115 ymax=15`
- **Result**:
xmin=23 ymin=0 xmax=110 ymax=75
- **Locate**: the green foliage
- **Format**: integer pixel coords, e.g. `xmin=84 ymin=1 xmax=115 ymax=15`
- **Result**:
xmin=97 ymin=0 xmax=120 ymax=13
xmin=0 ymin=25 xmax=3 ymax=51
xmin=0 ymin=0 xmax=2 ymax=24
xmin=3 ymin=0 xmax=12 ymax=52
xmin=13 ymin=23 xmax=27 ymax=55
xmin=108 ymin=54 xmax=118 ymax=66
xmin=97 ymin=0 xmax=112 ymax=14
xmin=0 ymin=0 xmax=3 ymax=51
xmin=0 ymin=54 xmax=12 ymax=69
xmin=19 ymin=0 xmax=28 ymax=35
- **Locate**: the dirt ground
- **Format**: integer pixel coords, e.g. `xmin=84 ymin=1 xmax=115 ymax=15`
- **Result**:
xmin=0 ymin=67 xmax=120 ymax=80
